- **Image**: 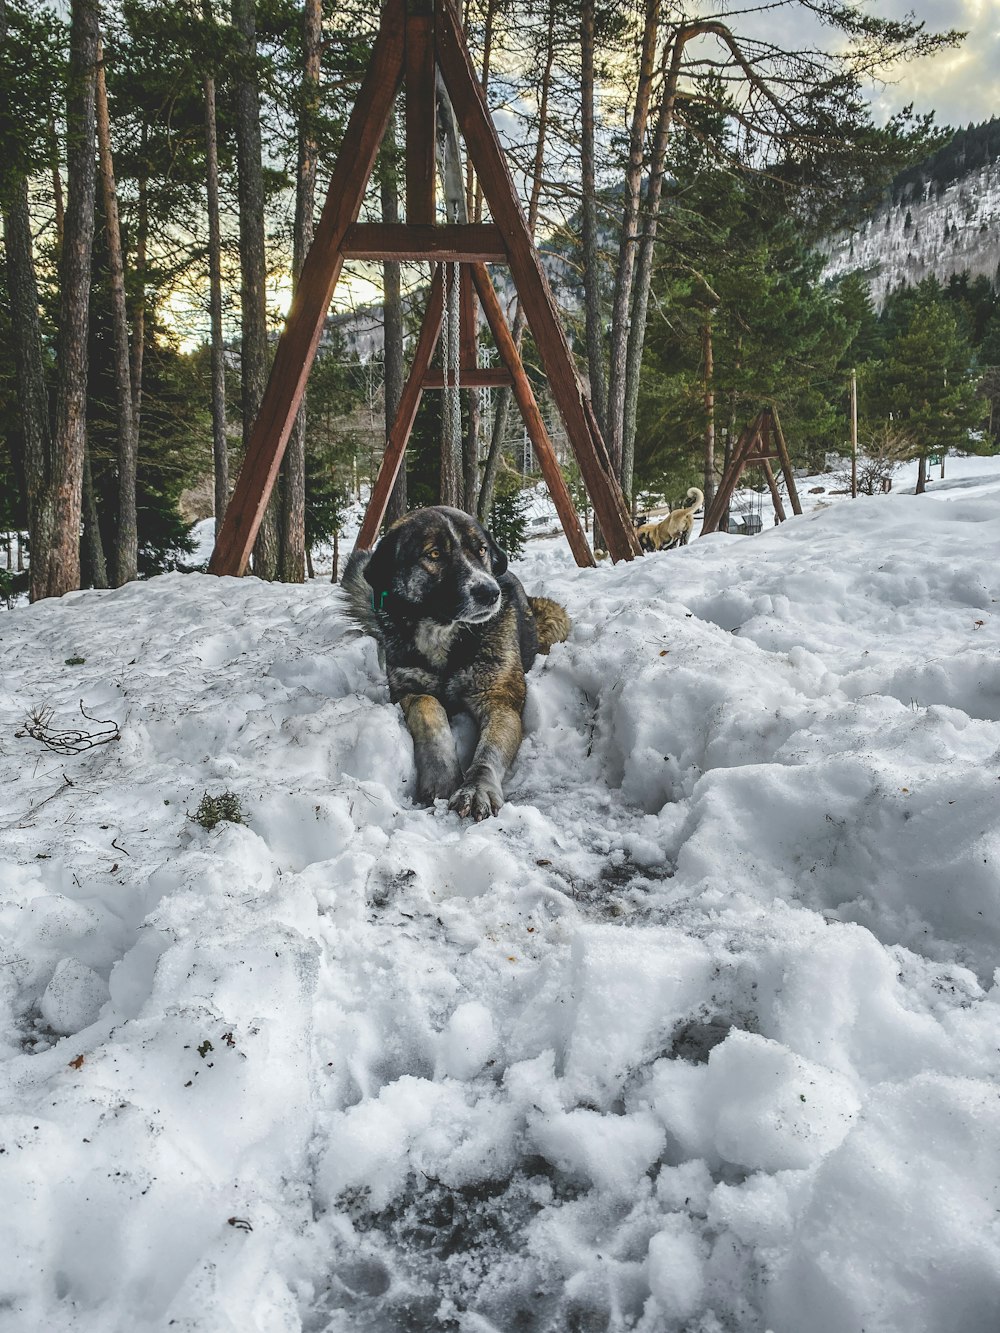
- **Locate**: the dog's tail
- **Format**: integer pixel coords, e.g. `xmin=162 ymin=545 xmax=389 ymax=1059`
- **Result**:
xmin=685 ymin=487 xmax=704 ymax=510
xmin=529 ymin=596 xmax=571 ymax=654
xmin=340 ymin=548 xmax=383 ymax=641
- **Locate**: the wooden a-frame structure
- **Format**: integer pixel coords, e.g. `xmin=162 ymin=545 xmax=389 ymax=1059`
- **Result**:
xmin=701 ymin=407 xmax=802 ymax=535
xmin=208 ymin=0 xmax=641 ymax=576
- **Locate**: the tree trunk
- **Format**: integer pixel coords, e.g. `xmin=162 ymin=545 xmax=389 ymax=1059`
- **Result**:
xmin=48 ymin=115 xmax=65 ymax=246
xmin=477 ymin=1 xmax=555 ymax=522
xmin=202 ymin=5 xmax=228 ymax=528
xmin=43 ymin=0 xmax=99 ymax=599
xmin=621 ymin=29 xmax=685 ymax=506
xmin=280 ymin=0 xmax=321 ymax=583
xmin=580 ymin=0 xmax=607 ymax=435
xmin=2 ymin=175 xmax=56 ymax=602
xmin=81 ymin=444 xmax=109 ymax=588
xmin=702 ymin=310 xmax=716 ymax=508
xmin=96 ymin=36 xmax=138 ymax=586
xmin=605 ymin=0 xmax=658 ymax=482
xmin=130 ymin=138 xmax=147 ymax=426
xmin=380 ymin=111 xmax=406 ymax=526
xmin=916 ymin=454 xmax=927 ymax=494
xmin=469 ymin=0 xmax=498 ymax=223
xmin=233 ymin=0 xmax=277 ymax=578
xmin=436 ymin=79 xmax=465 ymax=509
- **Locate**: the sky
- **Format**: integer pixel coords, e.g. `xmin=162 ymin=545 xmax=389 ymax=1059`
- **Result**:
xmin=873 ymin=0 xmax=1000 ymax=127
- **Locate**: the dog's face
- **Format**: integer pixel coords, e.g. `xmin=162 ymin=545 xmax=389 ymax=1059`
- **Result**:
xmin=363 ymin=506 xmax=509 ymax=625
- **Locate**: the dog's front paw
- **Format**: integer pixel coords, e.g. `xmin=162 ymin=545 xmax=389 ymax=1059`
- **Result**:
xmin=415 ymin=762 xmax=462 ymax=806
xmin=449 ymin=780 xmax=503 ymax=821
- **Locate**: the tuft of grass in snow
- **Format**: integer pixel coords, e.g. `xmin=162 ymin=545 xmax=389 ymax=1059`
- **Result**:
xmin=191 ymin=790 xmax=244 ymax=831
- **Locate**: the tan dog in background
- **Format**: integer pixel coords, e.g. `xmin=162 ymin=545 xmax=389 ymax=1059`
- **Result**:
xmin=636 ymin=487 xmax=704 ymax=552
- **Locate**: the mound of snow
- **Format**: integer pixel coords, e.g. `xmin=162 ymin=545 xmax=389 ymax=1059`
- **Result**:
xmin=2 ymin=490 xmax=1000 ymax=1331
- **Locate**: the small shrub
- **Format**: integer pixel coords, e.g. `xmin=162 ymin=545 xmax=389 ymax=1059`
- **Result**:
xmin=489 ymin=473 xmax=530 ymax=559
xmin=192 ymin=790 xmax=244 ymax=831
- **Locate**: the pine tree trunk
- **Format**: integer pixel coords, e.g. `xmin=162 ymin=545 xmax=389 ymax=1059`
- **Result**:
xmin=2 ymin=175 xmax=56 ymax=602
xmin=280 ymin=0 xmax=320 ymax=584
xmin=621 ymin=32 xmax=684 ymax=506
xmin=48 ymin=115 xmax=65 ymax=246
xmin=202 ymin=11 xmax=228 ymax=528
xmin=380 ymin=111 xmax=406 ymax=527
xmin=233 ymin=0 xmax=277 ymax=578
xmin=96 ymin=36 xmax=138 ymax=586
xmin=702 ymin=311 xmax=716 ymax=507
xmin=436 ymin=80 xmax=465 ymax=509
xmin=131 ymin=142 xmax=147 ymax=428
xmin=605 ymin=0 xmax=658 ymax=482
xmin=82 ymin=444 xmax=109 ymax=588
xmin=43 ymin=0 xmax=99 ymax=599
xmin=476 ymin=3 xmax=555 ymax=522
xmin=916 ymin=454 xmax=927 ymax=494
xmin=580 ymin=0 xmax=607 ymax=435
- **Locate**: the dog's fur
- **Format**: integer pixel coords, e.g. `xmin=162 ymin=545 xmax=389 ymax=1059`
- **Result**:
xmin=636 ymin=487 xmax=704 ymax=552
xmin=342 ymin=506 xmax=569 ymax=820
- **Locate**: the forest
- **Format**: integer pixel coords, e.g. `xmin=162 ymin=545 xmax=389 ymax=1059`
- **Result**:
xmin=1 ymin=0 xmax=995 ymax=603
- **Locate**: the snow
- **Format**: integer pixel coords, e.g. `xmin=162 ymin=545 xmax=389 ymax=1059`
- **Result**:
xmin=822 ymin=158 xmax=1000 ymax=307
xmin=3 ymin=475 xmax=1000 ymax=1331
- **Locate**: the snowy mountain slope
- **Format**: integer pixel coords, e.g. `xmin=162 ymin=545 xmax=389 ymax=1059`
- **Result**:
xmin=822 ymin=158 xmax=1000 ymax=306
xmin=2 ymin=489 xmax=1000 ymax=1332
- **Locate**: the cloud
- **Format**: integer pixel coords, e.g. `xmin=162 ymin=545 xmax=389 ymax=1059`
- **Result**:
xmin=868 ymin=0 xmax=1000 ymax=127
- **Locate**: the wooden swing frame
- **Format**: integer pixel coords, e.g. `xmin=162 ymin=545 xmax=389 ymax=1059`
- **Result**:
xmin=208 ymin=0 xmax=641 ymax=576
xmin=701 ymin=406 xmax=803 ymax=535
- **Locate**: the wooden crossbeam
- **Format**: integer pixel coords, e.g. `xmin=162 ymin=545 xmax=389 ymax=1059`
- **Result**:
xmin=356 ymin=267 xmax=445 ymax=551
xmin=343 ymin=223 xmax=507 ymax=262
xmin=208 ymin=0 xmax=405 ymax=576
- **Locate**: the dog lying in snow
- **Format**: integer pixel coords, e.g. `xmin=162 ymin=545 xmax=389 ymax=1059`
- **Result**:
xmin=635 ymin=487 xmax=704 ymax=552
xmin=343 ymin=506 xmax=570 ymax=820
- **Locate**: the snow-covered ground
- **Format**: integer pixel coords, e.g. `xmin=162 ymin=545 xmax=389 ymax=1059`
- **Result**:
xmin=3 ymin=469 xmax=1000 ymax=1332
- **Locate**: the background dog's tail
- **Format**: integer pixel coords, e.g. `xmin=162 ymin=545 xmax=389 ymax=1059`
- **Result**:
xmin=686 ymin=487 xmax=705 ymax=509
xmin=340 ymin=548 xmax=383 ymax=641
xmin=529 ymin=596 xmax=571 ymax=654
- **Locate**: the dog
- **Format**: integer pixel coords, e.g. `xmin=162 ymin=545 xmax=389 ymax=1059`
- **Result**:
xmin=342 ymin=506 xmax=570 ymax=820
xmin=635 ymin=487 xmax=704 ymax=552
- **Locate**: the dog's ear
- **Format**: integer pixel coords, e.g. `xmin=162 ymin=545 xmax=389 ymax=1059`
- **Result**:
xmin=484 ymin=529 xmax=508 ymax=576
xmin=362 ymin=525 xmax=402 ymax=602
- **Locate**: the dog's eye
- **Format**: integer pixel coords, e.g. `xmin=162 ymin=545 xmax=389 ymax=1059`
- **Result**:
xmin=478 ymin=543 xmax=487 ymax=556
xmin=426 ymin=548 xmax=441 ymax=561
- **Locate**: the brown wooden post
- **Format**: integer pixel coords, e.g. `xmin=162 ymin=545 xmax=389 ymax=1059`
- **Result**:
xmin=356 ymin=267 xmax=446 ymax=550
xmin=761 ymin=459 xmax=786 ymax=523
xmin=769 ymin=406 xmax=802 ymax=516
xmin=460 ymin=264 xmax=478 ymax=371
xmin=209 ymin=2 xmax=406 ymax=576
xmin=435 ymin=0 xmax=639 ymax=562
xmin=472 ymin=263 xmax=595 ymax=567
xmin=405 ymin=2 xmax=437 ymax=225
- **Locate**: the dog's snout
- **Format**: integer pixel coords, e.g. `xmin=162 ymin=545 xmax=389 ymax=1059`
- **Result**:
xmin=470 ymin=580 xmax=499 ymax=606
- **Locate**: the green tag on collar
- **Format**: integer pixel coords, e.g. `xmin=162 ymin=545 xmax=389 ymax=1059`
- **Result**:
xmin=372 ymin=589 xmax=389 ymax=611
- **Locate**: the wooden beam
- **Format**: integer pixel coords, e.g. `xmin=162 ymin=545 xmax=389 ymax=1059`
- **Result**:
xmin=472 ymin=263 xmax=595 ymax=568
xmin=356 ymin=267 xmax=446 ymax=550
xmin=435 ymin=0 xmax=640 ymax=563
xmin=761 ymin=458 xmax=786 ymax=523
xmin=770 ymin=405 xmax=802 ymax=516
xmin=342 ymin=222 xmax=507 ymax=262
xmin=422 ymin=366 xmax=511 ymax=388
xmin=209 ymin=0 xmax=406 ymax=576
xmin=405 ymin=8 xmax=436 ymax=224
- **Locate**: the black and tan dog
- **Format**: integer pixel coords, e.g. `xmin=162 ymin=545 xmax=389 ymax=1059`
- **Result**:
xmin=342 ymin=506 xmax=569 ymax=820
